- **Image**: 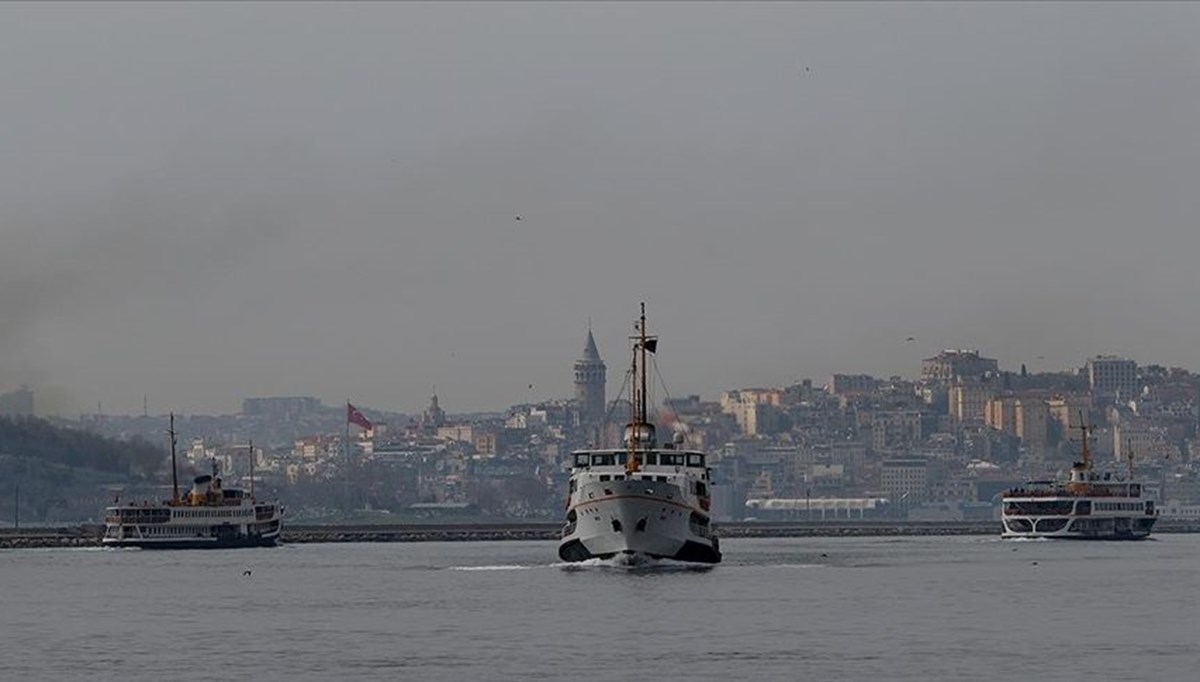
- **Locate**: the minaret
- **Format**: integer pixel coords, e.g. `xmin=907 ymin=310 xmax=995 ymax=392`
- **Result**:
xmin=574 ymin=326 xmax=607 ymax=423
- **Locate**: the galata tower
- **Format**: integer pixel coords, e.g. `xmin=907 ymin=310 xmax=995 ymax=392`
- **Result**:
xmin=573 ymin=327 xmax=607 ymax=423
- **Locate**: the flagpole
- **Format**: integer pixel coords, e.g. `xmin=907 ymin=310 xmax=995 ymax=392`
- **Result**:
xmin=344 ymin=400 xmax=351 ymax=516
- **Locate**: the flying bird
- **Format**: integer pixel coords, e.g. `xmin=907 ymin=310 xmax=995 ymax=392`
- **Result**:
xmin=905 ymin=336 xmax=916 ymax=342
xmin=514 ymin=215 xmax=522 ymax=221
xmin=243 ymin=569 xmax=252 ymax=576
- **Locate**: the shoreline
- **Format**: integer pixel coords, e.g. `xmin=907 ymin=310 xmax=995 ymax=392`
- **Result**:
xmin=2 ymin=519 xmax=1198 ymax=549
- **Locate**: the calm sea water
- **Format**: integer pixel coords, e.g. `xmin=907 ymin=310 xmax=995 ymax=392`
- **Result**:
xmin=2 ymin=535 xmax=1197 ymax=681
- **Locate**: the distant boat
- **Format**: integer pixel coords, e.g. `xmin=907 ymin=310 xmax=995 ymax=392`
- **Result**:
xmin=102 ymin=414 xmax=283 ymax=549
xmin=558 ymin=304 xmax=721 ymax=564
xmin=1001 ymin=422 xmax=1157 ymax=540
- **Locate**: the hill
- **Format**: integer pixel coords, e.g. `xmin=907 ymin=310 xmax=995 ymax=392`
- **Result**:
xmin=0 ymin=416 xmax=168 ymax=524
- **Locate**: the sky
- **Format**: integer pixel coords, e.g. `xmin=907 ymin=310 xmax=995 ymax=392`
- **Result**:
xmin=2 ymin=2 xmax=1199 ymax=416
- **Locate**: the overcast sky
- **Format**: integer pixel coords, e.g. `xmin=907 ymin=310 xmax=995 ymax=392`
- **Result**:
xmin=2 ymin=2 xmax=1199 ymax=416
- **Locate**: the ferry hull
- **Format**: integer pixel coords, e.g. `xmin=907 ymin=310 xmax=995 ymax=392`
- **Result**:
xmin=101 ymin=534 xmax=279 ymax=550
xmin=558 ymin=536 xmax=719 ymax=563
xmin=1001 ymin=516 xmax=1156 ymax=540
xmin=558 ymin=481 xmax=720 ymax=564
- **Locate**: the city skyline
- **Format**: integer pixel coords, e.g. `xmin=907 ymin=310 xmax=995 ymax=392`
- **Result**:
xmin=1 ymin=343 xmax=1155 ymax=419
xmin=3 ymin=3 xmax=1200 ymax=415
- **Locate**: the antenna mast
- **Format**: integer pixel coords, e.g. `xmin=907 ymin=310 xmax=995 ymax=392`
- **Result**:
xmin=639 ymin=302 xmax=648 ymax=427
xmin=168 ymin=412 xmax=180 ymax=505
xmin=627 ymin=310 xmax=640 ymax=474
xmin=1080 ymin=423 xmax=1091 ymax=469
xmin=625 ymin=302 xmax=658 ymax=474
xmin=249 ymin=439 xmax=255 ymax=502
xmin=1075 ymin=411 xmax=1092 ymax=471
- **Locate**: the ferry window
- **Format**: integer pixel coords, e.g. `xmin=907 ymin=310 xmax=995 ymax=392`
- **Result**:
xmin=687 ymin=454 xmax=704 ymax=467
xmin=614 ymin=475 xmax=625 ymax=481
xmin=599 ymin=475 xmax=611 ymax=482
xmin=657 ymin=476 xmax=668 ymax=482
xmin=1008 ymin=501 xmax=1073 ymax=516
xmin=644 ymin=453 xmax=658 ymax=466
xmin=574 ymin=454 xmax=590 ymax=467
xmin=616 ymin=453 xmax=628 ymax=465
xmin=592 ymin=454 xmax=615 ymax=466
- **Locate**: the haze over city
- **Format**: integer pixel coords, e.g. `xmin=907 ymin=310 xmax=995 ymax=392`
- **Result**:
xmin=2 ymin=2 xmax=1199 ymax=415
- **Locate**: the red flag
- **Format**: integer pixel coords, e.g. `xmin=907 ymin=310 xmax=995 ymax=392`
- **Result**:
xmin=347 ymin=402 xmax=372 ymax=430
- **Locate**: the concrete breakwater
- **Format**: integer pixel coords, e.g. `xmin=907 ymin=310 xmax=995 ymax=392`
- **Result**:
xmin=0 ymin=527 xmax=101 ymax=549
xmin=277 ymin=520 xmax=1007 ymax=543
xmin=3 ymin=519 xmax=1198 ymax=549
xmin=283 ymin=523 xmax=563 ymax=544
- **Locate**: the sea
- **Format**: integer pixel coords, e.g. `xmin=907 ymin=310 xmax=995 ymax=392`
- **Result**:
xmin=2 ymin=535 xmax=1197 ymax=681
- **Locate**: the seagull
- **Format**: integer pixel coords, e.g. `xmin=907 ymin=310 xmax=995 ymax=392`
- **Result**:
xmin=514 ymin=216 xmax=522 ymax=221
xmin=243 ymin=569 xmax=252 ymax=576
xmin=905 ymin=337 xmax=916 ymax=342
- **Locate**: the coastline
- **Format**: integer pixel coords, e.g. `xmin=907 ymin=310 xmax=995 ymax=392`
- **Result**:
xmin=3 ymin=519 xmax=1198 ymax=549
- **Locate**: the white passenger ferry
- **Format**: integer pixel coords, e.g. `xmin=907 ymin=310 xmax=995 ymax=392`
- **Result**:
xmin=558 ymin=305 xmax=721 ymax=564
xmin=1001 ymin=424 xmax=1157 ymax=540
xmin=103 ymin=415 xmax=283 ymax=549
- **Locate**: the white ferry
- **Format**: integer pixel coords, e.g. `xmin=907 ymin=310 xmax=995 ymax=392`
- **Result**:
xmin=558 ymin=305 xmax=721 ymax=564
xmin=1001 ymin=424 xmax=1157 ymax=540
xmin=103 ymin=415 xmax=283 ymax=549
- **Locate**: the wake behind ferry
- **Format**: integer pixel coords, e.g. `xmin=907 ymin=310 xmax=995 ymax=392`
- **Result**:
xmin=103 ymin=414 xmax=283 ymax=549
xmin=558 ymin=304 xmax=721 ymax=564
xmin=1001 ymin=423 xmax=1156 ymax=540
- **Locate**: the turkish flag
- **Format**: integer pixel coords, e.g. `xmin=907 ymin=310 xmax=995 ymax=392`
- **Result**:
xmin=347 ymin=403 xmax=373 ymax=430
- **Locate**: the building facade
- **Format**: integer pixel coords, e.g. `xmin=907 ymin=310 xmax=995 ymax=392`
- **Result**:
xmin=881 ymin=458 xmax=931 ymax=503
xmin=950 ymin=379 xmax=996 ymax=424
xmin=1087 ymin=356 xmax=1139 ymax=396
xmin=922 ymin=350 xmax=999 ymax=383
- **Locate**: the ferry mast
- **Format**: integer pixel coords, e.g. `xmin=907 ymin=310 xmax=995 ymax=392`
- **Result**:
xmin=168 ymin=412 xmax=180 ymax=505
xmin=626 ymin=302 xmax=657 ymax=475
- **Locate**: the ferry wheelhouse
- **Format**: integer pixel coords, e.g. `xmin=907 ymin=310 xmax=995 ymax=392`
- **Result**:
xmin=1001 ymin=424 xmax=1156 ymax=540
xmin=102 ymin=415 xmax=283 ymax=549
xmin=558 ymin=305 xmax=721 ymax=564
